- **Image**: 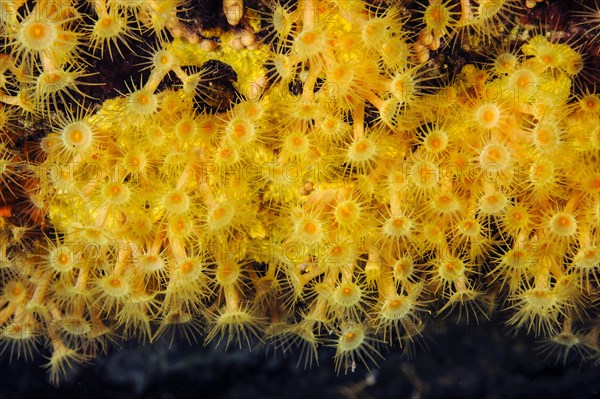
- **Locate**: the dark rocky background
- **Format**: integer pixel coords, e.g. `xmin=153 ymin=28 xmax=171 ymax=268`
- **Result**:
xmin=2 ymin=316 xmax=599 ymax=399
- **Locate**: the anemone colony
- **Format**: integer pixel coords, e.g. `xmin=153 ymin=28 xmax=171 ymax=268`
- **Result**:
xmin=0 ymin=0 xmax=599 ymax=384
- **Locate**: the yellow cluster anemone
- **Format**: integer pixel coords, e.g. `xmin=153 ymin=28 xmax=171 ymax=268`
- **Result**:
xmin=0 ymin=0 xmax=599 ymax=384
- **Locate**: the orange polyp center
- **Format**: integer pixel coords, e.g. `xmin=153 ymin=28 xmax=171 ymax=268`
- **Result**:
xmin=293 ymin=136 xmax=302 ymax=146
xmin=392 ymin=218 xmax=404 ymax=227
xmin=389 ymin=299 xmax=400 ymax=309
xmin=176 ymin=219 xmax=185 ymax=230
xmin=58 ymin=253 xmax=69 ymax=264
xmin=29 ymin=23 xmax=46 ymax=40
xmin=220 ymin=148 xmax=231 ymax=158
xmin=532 ymin=289 xmax=549 ymax=301
xmin=513 ymin=250 xmax=525 ymax=259
xmin=221 ymin=264 xmax=233 ymax=277
xmin=584 ymin=249 xmax=595 ymax=258
xmin=483 ymin=110 xmax=496 ymax=122
xmin=111 ymin=185 xmax=121 ymax=195
xmin=517 ymin=76 xmax=530 ymax=89
xmin=151 ymin=128 xmax=163 ymax=139
xmin=487 ymin=148 xmax=501 ymax=161
xmin=298 ymin=104 xmax=312 ymax=115
xmin=101 ymin=17 xmax=113 ymax=28
xmin=304 ymin=221 xmax=317 ymax=233
xmin=382 ymin=42 xmax=393 ymax=55
xmin=301 ymin=31 xmax=316 ymax=44
xmin=537 ymin=130 xmax=549 ymax=143
xmin=392 ymin=174 xmax=404 ymax=184
xmin=46 ymin=73 xmax=61 ymax=83
xmin=213 ymin=207 xmax=225 ymax=219
xmin=70 ymin=130 xmax=83 ymax=143
xmin=365 ymin=21 xmax=384 ymax=38
xmin=164 ymin=100 xmax=176 ymax=111
xmin=333 ymin=67 xmax=346 ymax=80
xmin=513 ymin=212 xmax=522 ymax=220
xmin=341 ymin=37 xmax=354 ymax=48
xmin=180 ymin=122 xmax=192 ymax=134
xmin=12 ymin=287 xmax=21 ymax=296
xmin=234 ymin=124 xmax=246 ymax=137
xmin=342 ymin=286 xmax=352 ymax=295
xmin=356 ymin=142 xmax=367 ymax=152
xmin=110 ymin=278 xmax=121 ymax=288
xmin=558 ymin=216 xmax=570 ymax=226
xmin=170 ymin=194 xmax=183 ymax=203
xmin=181 ymin=262 xmax=193 ymax=273
xmin=396 ymin=263 xmax=405 ymax=273
xmin=394 ymin=79 xmax=406 ymax=92
xmin=345 ymin=332 xmax=356 ymax=340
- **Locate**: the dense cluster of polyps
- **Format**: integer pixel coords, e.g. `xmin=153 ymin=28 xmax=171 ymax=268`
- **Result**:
xmin=0 ymin=0 xmax=599 ymax=383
